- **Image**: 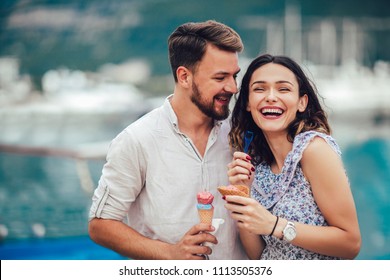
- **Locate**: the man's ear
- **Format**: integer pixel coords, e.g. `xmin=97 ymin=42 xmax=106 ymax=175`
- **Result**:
xmin=298 ymin=94 xmax=308 ymax=112
xmin=177 ymin=66 xmax=192 ymax=88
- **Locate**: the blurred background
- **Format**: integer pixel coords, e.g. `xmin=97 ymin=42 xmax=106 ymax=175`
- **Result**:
xmin=0 ymin=0 xmax=389 ymax=260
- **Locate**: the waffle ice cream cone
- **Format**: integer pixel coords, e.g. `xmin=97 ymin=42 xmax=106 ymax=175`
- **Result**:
xmin=217 ymin=185 xmax=250 ymax=197
xmin=196 ymin=191 xmax=214 ymax=225
xmin=197 ymin=206 xmax=214 ymax=225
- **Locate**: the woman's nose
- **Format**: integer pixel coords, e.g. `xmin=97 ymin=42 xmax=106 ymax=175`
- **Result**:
xmin=266 ymin=89 xmax=277 ymax=102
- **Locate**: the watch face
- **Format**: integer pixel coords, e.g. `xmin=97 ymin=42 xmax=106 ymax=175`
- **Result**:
xmin=283 ymin=222 xmax=296 ymax=242
xmin=285 ymin=227 xmax=296 ymax=240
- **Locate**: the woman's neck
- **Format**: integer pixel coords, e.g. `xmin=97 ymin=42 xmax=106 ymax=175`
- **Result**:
xmin=264 ymin=132 xmax=293 ymax=174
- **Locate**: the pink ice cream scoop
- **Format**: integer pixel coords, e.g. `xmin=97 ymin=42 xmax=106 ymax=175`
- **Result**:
xmin=197 ymin=191 xmax=214 ymax=204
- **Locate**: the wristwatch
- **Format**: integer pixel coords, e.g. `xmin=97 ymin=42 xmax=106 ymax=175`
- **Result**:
xmin=282 ymin=221 xmax=297 ymax=242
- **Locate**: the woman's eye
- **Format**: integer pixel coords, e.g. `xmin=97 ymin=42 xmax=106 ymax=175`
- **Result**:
xmin=279 ymin=87 xmax=290 ymax=92
xmin=253 ymin=87 xmax=265 ymax=92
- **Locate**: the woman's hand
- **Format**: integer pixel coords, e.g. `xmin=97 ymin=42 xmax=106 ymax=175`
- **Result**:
xmin=224 ymin=195 xmax=276 ymax=236
xmin=227 ymin=151 xmax=255 ymax=186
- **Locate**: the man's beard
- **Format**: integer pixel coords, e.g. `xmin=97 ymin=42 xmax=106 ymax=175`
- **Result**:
xmin=190 ymin=82 xmax=230 ymax=120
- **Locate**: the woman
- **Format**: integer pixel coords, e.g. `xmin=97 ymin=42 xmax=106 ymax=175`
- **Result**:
xmin=225 ymin=54 xmax=361 ymax=260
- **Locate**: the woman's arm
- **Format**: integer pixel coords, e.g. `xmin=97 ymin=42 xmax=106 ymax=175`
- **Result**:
xmin=238 ymin=227 xmax=265 ymax=259
xmin=224 ymin=196 xmax=275 ymax=259
xmin=291 ymin=136 xmax=361 ymax=259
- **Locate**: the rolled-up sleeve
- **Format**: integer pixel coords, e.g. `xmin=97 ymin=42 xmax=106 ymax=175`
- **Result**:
xmin=89 ymin=128 xmax=145 ymax=221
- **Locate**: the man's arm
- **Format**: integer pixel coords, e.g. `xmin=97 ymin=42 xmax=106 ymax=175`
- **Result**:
xmin=89 ymin=218 xmax=218 ymax=260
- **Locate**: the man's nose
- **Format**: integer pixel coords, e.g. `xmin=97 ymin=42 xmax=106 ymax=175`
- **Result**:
xmin=224 ymin=77 xmax=238 ymax=94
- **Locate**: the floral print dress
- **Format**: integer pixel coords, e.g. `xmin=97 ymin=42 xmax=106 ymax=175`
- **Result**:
xmin=251 ymin=131 xmax=343 ymax=260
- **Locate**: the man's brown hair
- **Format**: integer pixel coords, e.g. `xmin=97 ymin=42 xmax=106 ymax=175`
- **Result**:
xmin=168 ymin=20 xmax=243 ymax=82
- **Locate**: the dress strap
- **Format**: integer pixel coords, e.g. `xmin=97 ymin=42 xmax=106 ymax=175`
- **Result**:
xmin=251 ymin=131 xmax=341 ymax=210
xmin=281 ymin=131 xmax=341 ymax=190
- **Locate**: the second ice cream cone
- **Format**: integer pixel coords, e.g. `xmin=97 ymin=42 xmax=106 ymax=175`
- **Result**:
xmin=217 ymin=185 xmax=249 ymax=197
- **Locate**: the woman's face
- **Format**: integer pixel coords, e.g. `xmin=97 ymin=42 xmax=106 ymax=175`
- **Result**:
xmin=246 ymin=62 xmax=307 ymax=136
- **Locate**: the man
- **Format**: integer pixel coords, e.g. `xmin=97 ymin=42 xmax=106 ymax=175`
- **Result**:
xmin=88 ymin=20 xmax=246 ymax=260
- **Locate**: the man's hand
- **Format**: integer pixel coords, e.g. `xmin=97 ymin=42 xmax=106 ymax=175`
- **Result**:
xmin=169 ymin=223 xmax=218 ymax=259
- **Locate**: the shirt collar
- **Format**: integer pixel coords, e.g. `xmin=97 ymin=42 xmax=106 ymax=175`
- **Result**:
xmin=163 ymin=94 xmax=223 ymax=133
xmin=163 ymin=94 xmax=179 ymax=132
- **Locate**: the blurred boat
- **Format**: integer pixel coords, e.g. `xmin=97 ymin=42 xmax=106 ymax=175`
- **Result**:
xmin=304 ymin=61 xmax=390 ymax=146
xmin=308 ymin=61 xmax=390 ymax=114
xmin=0 ymin=58 xmax=163 ymax=147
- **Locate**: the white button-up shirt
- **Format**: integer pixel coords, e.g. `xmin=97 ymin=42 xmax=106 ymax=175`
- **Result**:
xmin=89 ymin=95 xmax=247 ymax=260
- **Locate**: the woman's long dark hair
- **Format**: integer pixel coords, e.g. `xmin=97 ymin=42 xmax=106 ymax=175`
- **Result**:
xmin=229 ymin=54 xmax=331 ymax=165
